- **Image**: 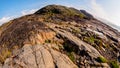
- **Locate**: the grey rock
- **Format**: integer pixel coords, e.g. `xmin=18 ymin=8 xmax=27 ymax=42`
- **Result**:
xmin=3 ymin=44 xmax=78 ymax=68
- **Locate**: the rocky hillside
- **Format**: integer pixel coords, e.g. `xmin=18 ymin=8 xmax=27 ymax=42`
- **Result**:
xmin=0 ymin=5 xmax=120 ymax=68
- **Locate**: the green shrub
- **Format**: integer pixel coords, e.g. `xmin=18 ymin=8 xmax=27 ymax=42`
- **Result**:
xmin=97 ymin=56 xmax=107 ymax=63
xmin=110 ymin=61 xmax=119 ymax=68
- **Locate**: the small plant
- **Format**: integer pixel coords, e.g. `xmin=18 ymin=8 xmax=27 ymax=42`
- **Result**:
xmin=0 ymin=49 xmax=11 ymax=64
xmin=67 ymin=52 xmax=75 ymax=62
xmin=110 ymin=61 xmax=119 ymax=68
xmin=97 ymin=56 xmax=107 ymax=63
xmin=84 ymin=36 xmax=95 ymax=45
xmin=72 ymin=29 xmax=80 ymax=34
xmin=45 ymin=39 xmax=51 ymax=43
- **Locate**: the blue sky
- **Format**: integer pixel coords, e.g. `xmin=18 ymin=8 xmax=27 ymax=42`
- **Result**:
xmin=0 ymin=0 xmax=120 ymax=27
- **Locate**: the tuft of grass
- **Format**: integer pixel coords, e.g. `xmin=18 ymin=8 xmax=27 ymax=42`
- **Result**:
xmin=97 ymin=56 xmax=107 ymax=63
xmin=72 ymin=29 xmax=80 ymax=34
xmin=67 ymin=52 xmax=75 ymax=62
xmin=45 ymin=39 xmax=51 ymax=43
xmin=110 ymin=61 xmax=119 ymax=68
xmin=63 ymin=42 xmax=75 ymax=62
xmin=84 ymin=36 xmax=95 ymax=45
xmin=0 ymin=49 xmax=11 ymax=64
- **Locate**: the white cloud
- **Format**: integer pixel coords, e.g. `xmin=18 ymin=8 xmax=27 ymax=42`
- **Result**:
xmin=90 ymin=0 xmax=120 ymax=28
xmin=90 ymin=0 xmax=109 ymax=20
xmin=21 ymin=9 xmax=38 ymax=15
xmin=0 ymin=17 xmax=11 ymax=25
xmin=0 ymin=9 xmax=38 ymax=25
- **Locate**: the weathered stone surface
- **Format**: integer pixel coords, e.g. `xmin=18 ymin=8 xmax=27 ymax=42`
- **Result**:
xmin=3 ymin=45 xmax=78 ymax=68
xmin=48 ymin=48 xmax=78 ymax=68
xmin=49 ymin=25 xmax=101 ymax=58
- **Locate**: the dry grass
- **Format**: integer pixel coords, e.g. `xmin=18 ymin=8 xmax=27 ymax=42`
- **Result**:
xmin=0 ymin=49 xmax=11 ymax=64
